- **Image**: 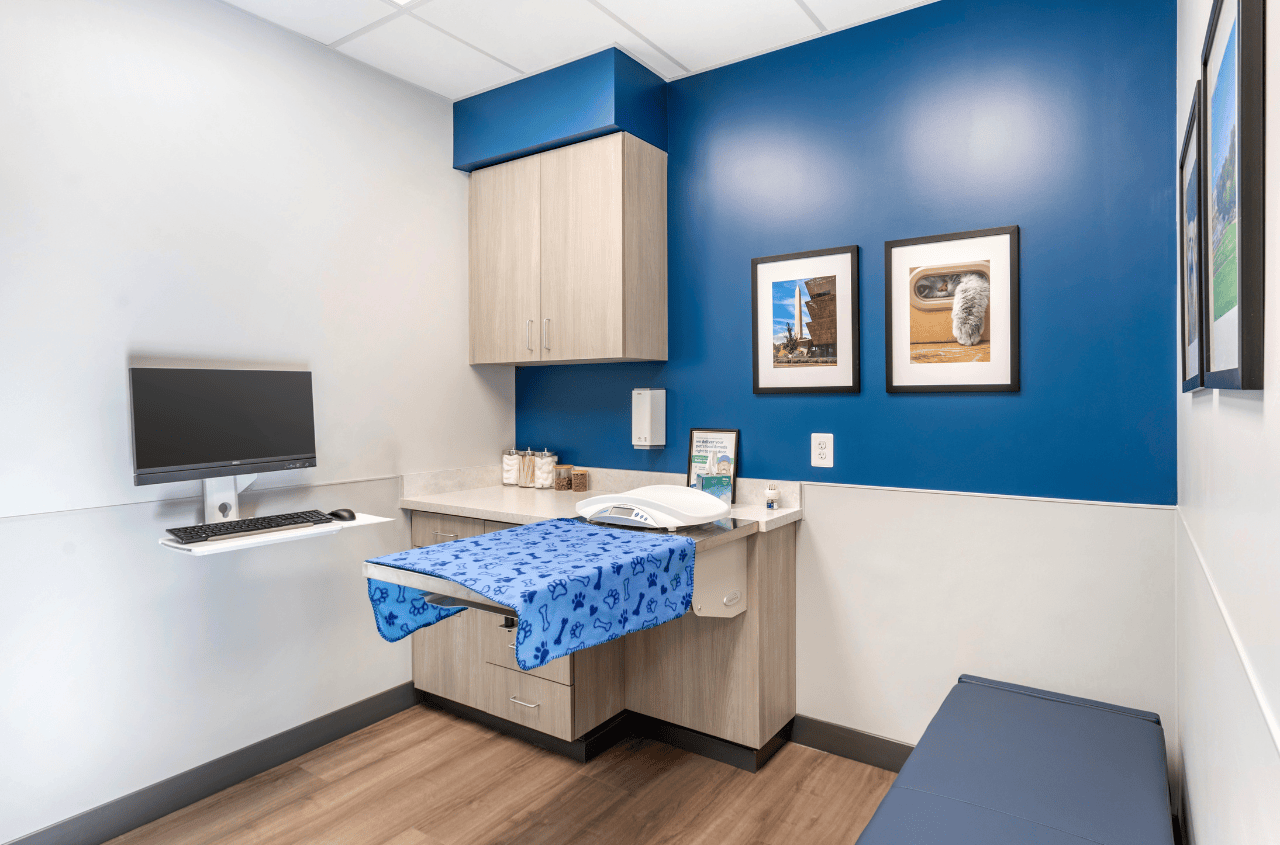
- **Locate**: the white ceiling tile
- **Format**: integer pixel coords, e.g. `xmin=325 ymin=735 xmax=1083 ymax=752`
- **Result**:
xmin=336 ymin=15 xmax=519 ymax=99
xmin=225 ymin=0 xmax=396 ymax=45
xmin=596 ymin=0 xmax=819 ymax=72
xmin=416 ymin=0 xmax=683 ymax=79
xmin=802 ymin=0 xmax=940 ymax=32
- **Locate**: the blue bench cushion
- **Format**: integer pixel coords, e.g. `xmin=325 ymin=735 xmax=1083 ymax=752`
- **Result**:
xmin=858 ymin=675 xmax=1173 ymax=845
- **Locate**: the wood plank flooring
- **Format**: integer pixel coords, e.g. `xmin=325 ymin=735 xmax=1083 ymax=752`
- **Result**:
xmin=109 ymin=705 xmax=895 ymax=845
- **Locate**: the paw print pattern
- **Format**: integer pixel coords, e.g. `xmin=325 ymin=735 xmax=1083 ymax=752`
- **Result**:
xmin=365 ymin=520 xmax=696 ymax=660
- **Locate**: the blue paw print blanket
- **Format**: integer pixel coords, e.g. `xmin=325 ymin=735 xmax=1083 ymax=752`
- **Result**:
xmin=365 ymin=519 xmax=696 ymax=671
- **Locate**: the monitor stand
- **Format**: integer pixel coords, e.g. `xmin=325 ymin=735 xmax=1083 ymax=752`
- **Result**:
xmin=203 ymin=474 xmax=258 ymax=523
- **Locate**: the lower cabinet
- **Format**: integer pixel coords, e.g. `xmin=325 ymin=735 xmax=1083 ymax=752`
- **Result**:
xmin=409 ymin=512 xmax=623 ymax=742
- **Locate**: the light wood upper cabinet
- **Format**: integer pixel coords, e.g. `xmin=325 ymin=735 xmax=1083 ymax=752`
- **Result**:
xmin=469 ymin=154 xmax=541 ymax=365
xmin=468 ymin=132 xmax=667 ymax=365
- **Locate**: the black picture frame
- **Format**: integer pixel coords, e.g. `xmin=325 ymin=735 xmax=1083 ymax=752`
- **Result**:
xmin=751 ymin=245 xmax=860 ymax=394
xmin=1200 ymin=0 xmax=1265 ymax=390
xmin=1180 ymin=81 xmax=1207 ymax=393
xmin=686 ymin=428 xmax=740 ymax=504
xmin=884 ymin=226 xmax=1021 ymax=393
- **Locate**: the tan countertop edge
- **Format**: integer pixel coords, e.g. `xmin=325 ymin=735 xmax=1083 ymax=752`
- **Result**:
xmin=398 ymin=486 xmax=802 ymax=533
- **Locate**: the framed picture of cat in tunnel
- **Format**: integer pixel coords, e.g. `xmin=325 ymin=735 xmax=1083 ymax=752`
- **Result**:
xmin=885 ymin=226 xmax=1019 ymax=393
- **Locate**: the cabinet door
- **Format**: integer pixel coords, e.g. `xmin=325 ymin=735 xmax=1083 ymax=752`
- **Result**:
xmin=469 ymin=154 xmax=541 ymax=364
xmin=539 ymin=133 xmax=624 ymax=362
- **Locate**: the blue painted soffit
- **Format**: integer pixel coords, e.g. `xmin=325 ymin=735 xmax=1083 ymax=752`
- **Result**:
xmin=453 ymin=48 xmax=667 ymax=172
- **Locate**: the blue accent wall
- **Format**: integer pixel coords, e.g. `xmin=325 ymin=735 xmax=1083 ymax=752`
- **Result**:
xmin=515 ymin=0 xmax=1177 ymax=505
xmin=453 ymin=48 xmax=666 ymax=172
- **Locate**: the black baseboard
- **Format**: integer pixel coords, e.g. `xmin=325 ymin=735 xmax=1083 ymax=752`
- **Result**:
xmin=9 ymin=682 xmax=418 ymax=845
xmin=630 ymin=713 xmax=794 ymax=772
xmin=418 ymin=691 xmax=793 ymax=773
xmin=791 ymin=714 xmax=915 ymax=773
xmin=417 ymin=690 xmax=631 ymax=763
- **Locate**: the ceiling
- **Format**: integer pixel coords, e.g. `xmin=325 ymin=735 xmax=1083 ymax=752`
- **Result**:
xmin=221 ymin=0 xmax=934 ymax=100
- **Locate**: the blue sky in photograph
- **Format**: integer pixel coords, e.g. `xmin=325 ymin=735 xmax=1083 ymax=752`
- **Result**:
xmin=771 ymin=279 xmax=810 ymax=342
xmin=1210 ymin=20 xmax=1237 ymax=178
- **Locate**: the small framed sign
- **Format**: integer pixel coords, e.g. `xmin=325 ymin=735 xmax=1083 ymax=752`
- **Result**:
xmin=752 ymin=246 xmax=860 ymax=394
xmin=686 ymin=429 xmax=739 ymax=504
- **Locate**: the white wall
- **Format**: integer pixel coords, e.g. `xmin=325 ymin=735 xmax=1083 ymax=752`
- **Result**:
xmin=0 ymin=0 xmax=512 ymax=521
xmin=1175 ymin=0 xmax=1280 ymax=841
xmin=0 ymin=0 xmax=511 ymax=840
xmin=797 ymin=484 xmax=1176 ymax=757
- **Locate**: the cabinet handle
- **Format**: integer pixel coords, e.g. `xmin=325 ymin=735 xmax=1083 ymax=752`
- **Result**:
xmin=509 ymin=696 xmax=540 ymax=709
xmin=508 ymin=642 xmax=516 ymax=649
xmin=526 ymin=319 xmax=534 ymax=351
xmin=432 ymin=532 xmax=458 ymax=539
xmin=543 ymin=318 xmax=551 ymax=350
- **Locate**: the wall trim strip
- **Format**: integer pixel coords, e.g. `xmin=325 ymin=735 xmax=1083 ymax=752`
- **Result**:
xmin=7 ymin=683 xmax=418 ymax=845
xmin=803 ymin=481 xmax=1177 ymax=511
xmin=1178 ymin=509 xmax=1280 ymax=757
xmin=791 ymin=714 xmax=915 ymax=773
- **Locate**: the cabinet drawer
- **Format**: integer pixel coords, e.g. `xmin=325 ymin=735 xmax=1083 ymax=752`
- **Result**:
xmin=483 ymin=520 xmax=518 ymax=534
xmin=479 ymin=615 xmax=572 ymax=685
xmin=482 ymin=664 xmax=574 ymax=741
xmin=411 ymin=512 xmax=485 ymax=548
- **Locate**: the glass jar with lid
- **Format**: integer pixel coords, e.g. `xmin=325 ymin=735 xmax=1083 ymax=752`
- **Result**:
xmin=518 ymin=448 xmax=536 ymax=488
xmin=502 ymin=449 xmax=520 ymax=486
xmin=554 ymin=465 xmax=574 ymax=491
xmin=533 ymin=449 xmax=558 ymax=489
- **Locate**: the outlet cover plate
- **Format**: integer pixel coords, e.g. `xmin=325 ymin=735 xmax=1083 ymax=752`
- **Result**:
xmin=811 ymin=433 xmax=833 ymax=467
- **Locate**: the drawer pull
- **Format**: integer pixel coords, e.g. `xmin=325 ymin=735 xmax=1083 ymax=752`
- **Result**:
xmin=508 ymin=642 xmax=516 ymax=650
xmin=432 ymin=532 xmax=458 ymax=539
xmin=509 ymin=696 xmax=539 ymax=709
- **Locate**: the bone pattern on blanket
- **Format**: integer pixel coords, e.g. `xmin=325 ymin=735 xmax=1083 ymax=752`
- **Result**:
xmin=366 ymin=519 xmax=696 ymax=672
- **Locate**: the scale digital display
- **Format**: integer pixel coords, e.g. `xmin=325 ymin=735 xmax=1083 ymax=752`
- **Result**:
xmin=609 ymin=506 xmax=634 ymax=516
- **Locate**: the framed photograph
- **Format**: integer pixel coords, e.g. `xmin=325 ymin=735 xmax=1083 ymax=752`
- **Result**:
xmin=686 ymin=429 xmax=739 ymax=504
xmin=1180 ymin=82 xmax=1207 ymax=392
xmin=885 ymin=226 xmax=1020 ymax=393
xmin=752 ymin=246 xmax=859 ymax=394
xmin=1201 ymin=0 xmax=1264 ymax=390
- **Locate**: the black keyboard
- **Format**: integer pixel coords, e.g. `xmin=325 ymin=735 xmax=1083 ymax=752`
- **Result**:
xmin=166 ymin=510 xmax=335 ymax=544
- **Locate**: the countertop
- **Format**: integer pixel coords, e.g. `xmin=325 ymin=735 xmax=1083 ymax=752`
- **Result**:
xmin=399 ymin=485 xmax=802 ymax=533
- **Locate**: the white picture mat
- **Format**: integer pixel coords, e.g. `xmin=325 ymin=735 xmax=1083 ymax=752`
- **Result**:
xmin=1206 ymin=0 xmax=1240 ymax=372
xmin=890 ymin=234 xmax=1012 ymax=387
xmin=755 ymin=253 xmax=854 ymax=389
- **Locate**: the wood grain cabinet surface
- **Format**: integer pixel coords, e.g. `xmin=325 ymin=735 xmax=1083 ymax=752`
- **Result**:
xmin=407 ymin=511 xmax=796 ymax=750
xmin=409 ymin=512 xmax=624 ymax=741
xmin=468 ymin=132 xmax=667 ymax=365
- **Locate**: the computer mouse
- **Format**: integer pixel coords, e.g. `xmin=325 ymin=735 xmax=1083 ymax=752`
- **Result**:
xmin=328 ymin=508 xmax=356 ymax=521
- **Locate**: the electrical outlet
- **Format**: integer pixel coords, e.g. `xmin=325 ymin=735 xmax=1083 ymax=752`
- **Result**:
xmin=811 ymin=433 xmax=833 ymax=468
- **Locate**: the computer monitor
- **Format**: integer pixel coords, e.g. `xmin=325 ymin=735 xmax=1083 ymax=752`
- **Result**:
xmin=129 ymin=368 xmax=316 ymax=486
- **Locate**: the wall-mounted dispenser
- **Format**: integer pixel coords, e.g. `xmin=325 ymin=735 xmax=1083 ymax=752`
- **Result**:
xmin=632 ymin=388 xmax=665 ymax=449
